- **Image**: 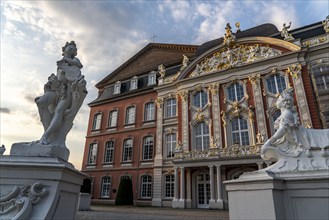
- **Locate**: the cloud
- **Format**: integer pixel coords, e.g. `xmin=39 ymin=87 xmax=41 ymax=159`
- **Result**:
xmin=0 ymin=108 xmax=11 ymax=114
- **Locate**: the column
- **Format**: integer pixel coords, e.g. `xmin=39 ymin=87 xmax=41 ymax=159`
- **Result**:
xmin=178 ymin=167 xmax=186 ymax=208
xmin=249 ymin=74 xmax=268 ymax=140
xmin=154 ymin=97 xmax=164 ymax=166
xmin=216 ymin=165 xmax=224 ymax=209
xmin=172 ymin=167 xmax=179 ymax=208
xmin=152 ymin=168 xmax=163 ymax=206
xmin=287 ymin=64 xmax=312 ymax=127
xmin=179 ymin=90 xmax=189 ymax=152
xmin=257 ymin=162 xmax=264 ymax=170
xmin=186 ymin=168 xmax=192 ymax=208
xmin=209 ymin=165 xmax=215 ymax=202
xmin=209 ymin=83 xmax=222 ymax=148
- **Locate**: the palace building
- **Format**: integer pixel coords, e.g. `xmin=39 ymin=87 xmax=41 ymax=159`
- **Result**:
xmin=81 ymin=18 xmax=329 ymax=209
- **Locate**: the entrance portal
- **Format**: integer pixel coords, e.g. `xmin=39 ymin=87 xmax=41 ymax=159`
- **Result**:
xmin=197 ymin=173 xmax=210 ymax=208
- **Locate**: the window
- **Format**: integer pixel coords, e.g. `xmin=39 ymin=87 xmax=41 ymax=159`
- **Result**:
xmin=125 ymin=106 xmax=135 ymax=124
xmin=130 ymin=77 xmax=138 ymax=90
xmin=88 ymin=143 xmax=98 ymax=165
xmin=148 ymin=72 xmax=156 ymax=85
xmin=122 ymin=139 xmax=133 ymax=162
xmin=164 ymin=174 xmax=175 ymax=198
xmin=231 ymin=117 xmax=249 ymax=145
xmin=144 ymin=102 xmax=155 ymax=121
xmin=92 ymin=113 xmax=102 ymax=130
xmin=193 ymin=91 xmax=208 ymax=108
xmin=100 ymin=176 xmax=111 ymax=198
xmin=108 ymin=110 xmax=118 ymax=127
xmin=165 ymin=98 xmax=176 ymax=118
xmin=314 ymin=66 xmax=329 ymax=91
xmin=114 ymin=81 xmax=121 ymax=94
xmin=143 ymin=136 xmax=154 ymax=160
xmin=165 ymin=133 xmax=176 ymax=158
xmin=195 ymin=122 xmax=210 ymax=150
xmin=104 ymin=141 xmax=114 ymax=163
xmin=141 ymin=175 xmax=152 ymax=198
xmin=227 ymin=83 xmax=244 ymax=102
xmin=266 ymin=74 xmax=286 ymax=94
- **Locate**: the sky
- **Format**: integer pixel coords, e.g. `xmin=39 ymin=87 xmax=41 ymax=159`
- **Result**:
xmin=1 ymin=0 xmax=328 ymax=170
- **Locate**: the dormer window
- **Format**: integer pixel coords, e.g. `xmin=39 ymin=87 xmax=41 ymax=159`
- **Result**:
xmin=114 ymin=81 xmax=121 ymax=94
xmin=148 ymin=71 xmax=156 ymax=86
xmin=130 ymin=77 xmax=138 ymax=90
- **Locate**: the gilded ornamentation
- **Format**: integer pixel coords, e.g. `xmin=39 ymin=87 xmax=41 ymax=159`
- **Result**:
xmin=175 ymin=140 xmax=183 ymax=151
xmin=155 ymin=97 xmax=163 ymax=108
xmin=224 ymin=23 xmax=236 ymax=47
xmin=196 ymin=112 xmax=205 ymax=122
xmin=158 ymin=64 xmax=166 ymax=77
xmin=280 ymin=22 xmax=294 ymax=41
xmin=221 ymin=111 xmax=227 ymax=127
xmin=178 ymin=90 xmax=189 ymax=102
xmin=189 ymin=44 xmax=281 ymax=78
xmin=208 ymin=83 xmax=219 ymax=95
xmin=210 ymin=136 xmax=218 ymax=149
xmin=302 ymin=36 xmax=328 ymax=47
xmin=164 ymin=73 xmax=179 ymax=83
xmin=256 ymin=131 xmax=265 ymax=144
xmin=322 ymin=15 xmax=329 ymax=33
xmin=248 ymin=74 xmax=261 ymax=86
xmin=248 ymin=106 xmax=255 ymax=123
xmin=180 ymin=54 xmax=189 ymax=71
xmin=286 ymin=64 xmax=302 ymax=79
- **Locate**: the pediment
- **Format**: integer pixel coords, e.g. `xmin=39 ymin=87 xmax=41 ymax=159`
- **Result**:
xmin=176 ymin=37 xmax=301 ymax=81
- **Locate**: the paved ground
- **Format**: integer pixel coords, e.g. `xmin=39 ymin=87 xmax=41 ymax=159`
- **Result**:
xmin=76 ymin=205 xmax=229 ymax=220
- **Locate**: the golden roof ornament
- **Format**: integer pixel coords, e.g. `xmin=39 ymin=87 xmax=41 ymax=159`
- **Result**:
xmin=223 ymin=23 xmax=236 ymax=47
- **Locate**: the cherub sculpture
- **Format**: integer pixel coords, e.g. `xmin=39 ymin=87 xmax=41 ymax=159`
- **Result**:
xmin=280 ymin=22 xmax=294 ymax=41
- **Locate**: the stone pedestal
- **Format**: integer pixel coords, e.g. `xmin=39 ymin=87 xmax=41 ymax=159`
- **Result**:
xmin=225 ymin=169 xmax=329 ymax=220
xmin=78 ymin=193 xmax=92 ymax=211
xmin=0 ymin=156 xmax=86 ymax=220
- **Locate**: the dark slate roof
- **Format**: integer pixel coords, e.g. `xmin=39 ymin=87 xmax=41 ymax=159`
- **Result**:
xmin=195 ymin=23 xmax=279 ymax=57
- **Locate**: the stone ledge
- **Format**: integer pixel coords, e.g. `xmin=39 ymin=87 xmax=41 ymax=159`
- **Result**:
xmin=10 ymin=142 xmax=70 ymax=161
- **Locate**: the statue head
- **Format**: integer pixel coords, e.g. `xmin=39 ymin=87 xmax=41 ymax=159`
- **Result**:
xmin=62 ymin=41 xmax=77 ymax=58
xmin=277 ymin=88 xmax=294 ymax=109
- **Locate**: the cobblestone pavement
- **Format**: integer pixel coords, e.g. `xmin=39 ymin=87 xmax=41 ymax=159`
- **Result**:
xmin=76 ymin=205 xmax=229 ymax=220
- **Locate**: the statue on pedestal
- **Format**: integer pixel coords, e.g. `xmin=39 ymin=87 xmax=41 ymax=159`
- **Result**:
xmin=35 ymin=41 xmax=87 ymax=148
xmin=261 ymin=88 xmax=329 ymax=172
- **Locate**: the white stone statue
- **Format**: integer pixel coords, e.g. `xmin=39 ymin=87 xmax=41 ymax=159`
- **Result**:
xmin=280 ymin=22 xmax=294 ymax=41
xmin=323 ymin=15 xmax=329 ymax=32
xmin=36 ymin=41 xmax=87 ymax=148
xmin=261 ymin=88 xmax=329 ymax=172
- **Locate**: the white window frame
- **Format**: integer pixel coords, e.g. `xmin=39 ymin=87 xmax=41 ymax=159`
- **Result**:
xmin=193 ymin=91 xmax=208 ymax=109
xmin=88 ymin=143 xmax=98 ymax=165
xmin=92 ymin=113 xmax=102 ymax=130
xmin=266 ymin=74 xmax=287 ymax=94
xmin=100 ymin=176 xmax=111 ymax=198
xmin=165 ymin=98 xmax=177 ymax=118
xmin=130 ymin=76 xmax=138 ymax=90
xmin=125 ymin=106 xmax=136 ymax=124
xmin=165 ymin=133 xmax=176 ymax=158
xmin=194 ymin=122 xmax=210 ymax=151
xmin=122 ymin=139 xmax=133 ymax=162
xmin=227 ymin=83 xmax=244 ymax=102
xmin=108 ymin=110 xmax=118 ymax=128
xmin=231 ymin=117 xmax=250 ymax=146
xmin=104 ymin=141 xmax=114 ymax=164
xmin=142 ymin=136 xmax=154 ymax=160
xmin=164 ymin=174 xmax=175 ymax=198
xmin=144 ymin=102 xmax=155 ymax=121
xmin=140 ymin=175 xmax=152 ymax=198
xmin=113 ymin=81 xmax=121 ymax=94
xmin=148 ymin=71 xmax=156 ymax=86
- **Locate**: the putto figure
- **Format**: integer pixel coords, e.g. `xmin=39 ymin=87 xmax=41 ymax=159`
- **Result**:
xmin=35 ymin=41 xmax=87 ymax=147
xmin=280 ymin=22 xmax=294 ymax=41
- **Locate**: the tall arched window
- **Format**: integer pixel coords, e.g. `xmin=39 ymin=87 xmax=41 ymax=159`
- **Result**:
xmin=227 ymin=83 xmax=244 ymax=102
xmin=140 ymin=175 xmax=152 ymax=198
xmin=231 ymin=117 xmax=249 ymax=145
xmin=122 ymin=139 xmax=133 ymax=162
xmin=266 ymin=74 xmax=286 ymax=94
xmin=88 ymin=143 xmax=98 ymax=165
xmin=104 ymin=141 xmax=114 ymax=163
xmin=144 ymin=102 xmax=155 ymax=121
xmin=195 ymin=122 xmax=210 ymax=151
xmin=165 ymin=133 xmax=176 ymax=158
xmin=165 ymin=98 xmax=176 ymax=118
xmin=92 ymin=113 xmax=102 ymax=130
xmin=193 ymin=91 xmax=208 ymax=108
xmin=142 ymin=136 xmax=154 ymax=160
xmin=100 ymin=176 xmax=111 ymax=198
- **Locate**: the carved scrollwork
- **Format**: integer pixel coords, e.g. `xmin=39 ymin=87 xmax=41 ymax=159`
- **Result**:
xmin=0 ymin=182 xmax=48 ymax=220
xmin=155 ymin=97 xmax=163 ymax=108
xmin=208 ymin=83 xmax=220 ymax=95
xmin=248 ymin=74 xmax=261 ymax=86
xmin=286 ymin=64 xmax=302 ymax=79
xmin=177 ymin=90 xmax=189 ymax=102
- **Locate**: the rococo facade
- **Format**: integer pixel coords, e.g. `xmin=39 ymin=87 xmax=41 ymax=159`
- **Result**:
xmin=81 ymin=17 xmax=329 ymax=209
